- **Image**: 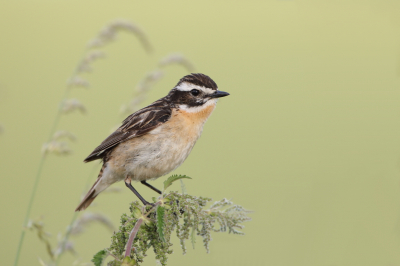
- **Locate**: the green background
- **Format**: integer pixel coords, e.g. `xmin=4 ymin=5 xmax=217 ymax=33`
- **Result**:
xmin=2 ymin=0 xmax=400 ymax=265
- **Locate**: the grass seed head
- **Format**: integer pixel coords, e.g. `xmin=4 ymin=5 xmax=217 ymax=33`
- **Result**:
xmin=61 ymin=99 xmax=87 ymax=114
xmin=87 ymin=20 xmax=152 ymax=53
xmin=159 ymin=53 xmax=195 ymax=72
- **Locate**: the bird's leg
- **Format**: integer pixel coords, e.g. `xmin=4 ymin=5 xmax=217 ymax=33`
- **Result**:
xmin=140 ymin=180 xmax=184 ymax=214
xmin=140 ymin=181 xmax=162 ymax=194
xmin=124 ymin=176 xmax=153 ymax=206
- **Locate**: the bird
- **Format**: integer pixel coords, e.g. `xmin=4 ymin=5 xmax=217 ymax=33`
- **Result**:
xmin=75 ymin=73 xmax=229 ymax=211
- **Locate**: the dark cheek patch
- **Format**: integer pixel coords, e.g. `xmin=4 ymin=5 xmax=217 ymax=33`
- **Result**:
xmin=168 ymin=90 xmax=205 ymax=107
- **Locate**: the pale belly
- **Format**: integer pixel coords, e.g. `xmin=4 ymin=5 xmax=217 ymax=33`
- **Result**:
xmin=108 ymin=119 xmax=201 ymax=181
xmin=122 ymin=130 xmax=196 ymax=181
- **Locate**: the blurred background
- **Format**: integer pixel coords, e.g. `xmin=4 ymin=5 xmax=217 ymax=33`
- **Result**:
xmin=2 ymin=0 xmax=400 ymax=265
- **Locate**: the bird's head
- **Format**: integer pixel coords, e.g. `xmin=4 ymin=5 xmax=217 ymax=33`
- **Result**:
xmin=167 ymin=73 xmax=229 ymax=112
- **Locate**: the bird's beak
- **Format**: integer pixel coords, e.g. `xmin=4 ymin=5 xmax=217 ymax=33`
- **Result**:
xmin=210 ymin=90 xmax=230 ymax=98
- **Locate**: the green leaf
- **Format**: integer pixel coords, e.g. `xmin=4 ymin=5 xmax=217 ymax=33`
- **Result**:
xmin=156 ymin=205 xmax=166 ymax=242
xmin=163 ymin=175 xmax=191 ymax=191
xmin=91 ymin=249 xmax=108 ymax=266
xmin=122 ymin=256 xmax=137 ymax=266
xmin=131 ymin=206 xmax=142 ymax=219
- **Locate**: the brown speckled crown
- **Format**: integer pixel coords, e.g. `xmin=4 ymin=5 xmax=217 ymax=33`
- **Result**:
xmin=176 ymin=73 xmax=218 ymax=90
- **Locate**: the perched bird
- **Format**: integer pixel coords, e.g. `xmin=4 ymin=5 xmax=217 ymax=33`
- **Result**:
xmin=75 ymin=73 xmax=229 ymax=211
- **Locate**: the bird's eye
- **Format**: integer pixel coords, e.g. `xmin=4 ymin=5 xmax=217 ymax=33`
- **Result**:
xmin=190 ymin=89 xmax=200 ymax=96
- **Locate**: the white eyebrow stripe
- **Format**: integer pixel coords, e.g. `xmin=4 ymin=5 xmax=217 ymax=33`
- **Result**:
xmin=176 ymin=82 xmax=216 ymax=94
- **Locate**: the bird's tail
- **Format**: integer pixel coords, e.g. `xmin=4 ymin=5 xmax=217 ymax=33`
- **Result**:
xmin=75 ymin=164 xmax=107 ymax=212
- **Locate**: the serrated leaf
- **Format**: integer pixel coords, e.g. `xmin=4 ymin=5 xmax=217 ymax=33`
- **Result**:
xmin=163 ymin=175 xmax=191 ymax=191
xmin=156 ymin=205 xmax=166 ymax=242
xmin=91 ymin=249 xmax=108 ymax=266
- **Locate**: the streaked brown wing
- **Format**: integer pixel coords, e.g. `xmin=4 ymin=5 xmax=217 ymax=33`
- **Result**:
xmin=84 ymin=99 xmax=171 ymax=162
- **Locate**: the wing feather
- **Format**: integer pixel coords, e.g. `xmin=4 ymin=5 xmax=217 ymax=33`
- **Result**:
xmin=84 ymin=100 xmax=171 ymax=162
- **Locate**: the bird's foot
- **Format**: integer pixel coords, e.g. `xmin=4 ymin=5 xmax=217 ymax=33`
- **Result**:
xmin=145 ymin=201 xmax=155 ymax=207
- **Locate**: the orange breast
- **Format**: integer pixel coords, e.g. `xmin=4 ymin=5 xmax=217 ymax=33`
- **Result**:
xmin=168 ymin=103 xmax=216 ymax=139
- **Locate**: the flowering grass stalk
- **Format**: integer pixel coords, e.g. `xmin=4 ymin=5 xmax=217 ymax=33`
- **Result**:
xmin=13 ymin=19 xmax=152 ymax=266
xmin=13 ymin=70 xmax=79 ymax=266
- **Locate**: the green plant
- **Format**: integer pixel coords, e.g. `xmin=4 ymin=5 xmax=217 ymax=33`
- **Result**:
xmin=93 ymin=175 xmax=251 ymax=266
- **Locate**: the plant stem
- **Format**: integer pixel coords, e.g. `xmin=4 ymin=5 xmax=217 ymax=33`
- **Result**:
xmin=13 ymin=64 xmax=77 ymax=266
xmin=13 ymin=154 xmax=47 ymax=266
xmin=124 ymin=202 xmax=162 ymax=258
xmin=125 ymin=218 xmax=143 ymax=257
